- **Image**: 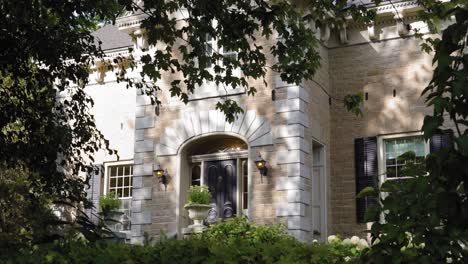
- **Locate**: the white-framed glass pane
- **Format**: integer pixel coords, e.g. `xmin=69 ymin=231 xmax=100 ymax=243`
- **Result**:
xmin=191 ymin=164 xmax=201 ymax=186
xmin=241 ymin=159 xmax=248 ymax=211
xmin=384 ymin=136 xmax=426 ymax=179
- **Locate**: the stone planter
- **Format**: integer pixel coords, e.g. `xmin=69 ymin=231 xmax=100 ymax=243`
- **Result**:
xmin=99 ymin=210 xmax=124 ymax=229
xmin=184 ymin=203 xmax=211 ymax=233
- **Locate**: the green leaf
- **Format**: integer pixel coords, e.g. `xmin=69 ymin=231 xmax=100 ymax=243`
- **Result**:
xmin=422 ymin=115 xmax=443 ymax=140
xmin=343 ymin=93 xmax=364 ymax=117
xmin=357 ymin=186 xmax=376 ymax=198
xmin=455 ymin=135 xmax=468 ymax=157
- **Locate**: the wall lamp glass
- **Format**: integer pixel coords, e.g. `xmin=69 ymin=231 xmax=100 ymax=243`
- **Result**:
xmin=254 ymin=153 xmax=268 ymax=176
xmin=154 ymin=164 xmax=167 ymax=191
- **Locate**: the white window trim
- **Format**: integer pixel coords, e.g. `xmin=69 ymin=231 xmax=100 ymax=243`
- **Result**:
xmin=102 ymin=159 xmax=134 ymax=196
xmin=377 ymin=132 xmax=429 ymax=209
xmin=102 ymin=160 xmax=134 ymax=233
xmin=377 ymin=132 xmax=429 ymax=186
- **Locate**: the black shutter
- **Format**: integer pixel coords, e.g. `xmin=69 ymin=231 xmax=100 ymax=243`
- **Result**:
xmin=430 ymin=129 xmax=454 ymax=152
xmin=86 ymin=164 xmax=103 ymax=222
xmin=355 ymin=137 xmax=378 ymax=223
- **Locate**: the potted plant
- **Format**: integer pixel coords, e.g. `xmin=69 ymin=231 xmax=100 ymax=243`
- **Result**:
xmin=99 ymin=192 xmax=122 ymax=225
xmin=184 ymin=185 xmax=212 ymax=232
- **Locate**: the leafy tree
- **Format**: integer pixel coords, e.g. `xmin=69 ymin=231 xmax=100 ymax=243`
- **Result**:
xmin=0 ymin=163 xmax=56 ymax=253
xmin=0 ymin=0 xmax=125 ymax=247
xmin=118 ymin=0 xmax=379 ymax=121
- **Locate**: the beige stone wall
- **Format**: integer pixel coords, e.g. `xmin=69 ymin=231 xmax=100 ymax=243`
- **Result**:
xmin=328 ymin=36 xmax=433 ymax=236
xmin=133 ymin=49 xmax=295 ymax=241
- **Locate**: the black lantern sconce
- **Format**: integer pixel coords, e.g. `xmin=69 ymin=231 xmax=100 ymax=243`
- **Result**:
xmin=154 ymin=164 xmax=168 ymax=191
xmin=254 ymin=153 xmax=268 ymax=177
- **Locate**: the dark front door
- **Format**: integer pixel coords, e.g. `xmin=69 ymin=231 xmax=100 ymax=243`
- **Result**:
xmin=204 ymin=159 xmax=237 ymax=222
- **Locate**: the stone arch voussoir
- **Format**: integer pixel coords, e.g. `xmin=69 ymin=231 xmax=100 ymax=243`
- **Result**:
xmin=156 ymin=109 xmax=273 ymax=156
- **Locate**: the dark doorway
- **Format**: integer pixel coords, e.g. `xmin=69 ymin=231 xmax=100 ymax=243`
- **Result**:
xmin=204 ymin=159 xmax=237 ymax=222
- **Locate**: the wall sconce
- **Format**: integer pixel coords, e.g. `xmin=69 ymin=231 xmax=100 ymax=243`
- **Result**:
xmin=154 ymin=164 xmax=167 ymax=191
xmin=254 ymin=153 xmax=268 ymax=176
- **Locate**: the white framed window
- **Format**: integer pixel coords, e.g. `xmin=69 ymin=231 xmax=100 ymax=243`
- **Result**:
xmin=189 ymin=21 xmax=244 ymax=100
xmin=103 ymin=160 xmax=133 ymax=231
xmin=377 ymin=132 xmax=429 ymax=185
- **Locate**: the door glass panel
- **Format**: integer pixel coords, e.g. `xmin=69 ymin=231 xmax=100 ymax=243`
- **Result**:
xmin=191 ymin=165 xmax=201 ymax=186
xmin=242 ymin=160 xmax=248 ymax=210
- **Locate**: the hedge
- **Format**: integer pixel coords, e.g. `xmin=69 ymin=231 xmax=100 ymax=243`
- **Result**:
xmin=4 ymin=218 xmax=364 ymax=264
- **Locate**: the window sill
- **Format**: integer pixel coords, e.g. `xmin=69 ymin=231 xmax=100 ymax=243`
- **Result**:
xmin=188 ymin=83 xmax=246 ymax=101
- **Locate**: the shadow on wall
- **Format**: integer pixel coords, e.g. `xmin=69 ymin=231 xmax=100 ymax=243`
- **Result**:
xmin=329 ymin=30 xmax=434 ymax=236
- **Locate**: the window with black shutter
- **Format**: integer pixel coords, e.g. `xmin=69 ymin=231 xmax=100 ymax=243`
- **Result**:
xmin=355 ymin=130 xmax=454 ymax=224
xmin=355 ymin=137 xmax=378 ymax=223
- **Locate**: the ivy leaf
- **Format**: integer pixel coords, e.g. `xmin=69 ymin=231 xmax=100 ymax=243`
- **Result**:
xmin=343 ymin=92 xmax=364 ymax=117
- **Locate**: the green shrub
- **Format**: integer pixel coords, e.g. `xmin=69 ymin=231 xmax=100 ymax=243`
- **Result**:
xmin=0 ymin=164 xmax=57 ymax=255
xmin=201 ymin=217 xmax=290 ymax=244
xmin=4 ymin=219 xmax=364 ymax=264
xmin=186 ymin=185 xmax=211 ymax=205
xmin=98 ymin=192 xmax=120 ymax=213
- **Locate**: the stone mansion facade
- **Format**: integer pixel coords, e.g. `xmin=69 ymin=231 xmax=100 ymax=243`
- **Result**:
xmin=85 ymin=1 xmax=449 ymax=244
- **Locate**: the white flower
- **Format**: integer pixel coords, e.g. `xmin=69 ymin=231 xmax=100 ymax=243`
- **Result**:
xmin=460 ymin=242 xmax=466 ymax=250
xmin=327 ymin=235 xmax=340 ymax=243
xmin=312 ymin=239 xmax=318 ymax=243
xmin=342 ymin=238 xmax=352 ymax=245
xmin=446 ymin=257 xmax=453 ymax=263
xmin=344 ymin=256 xmax=351 ymax=262
xmin=357 ymin=239 xmax=369 ymax=250
xmin=372 ymin=238 xmax=380 ymax=245
xmin=350 ymin=236 xmax=360 ymax=245
xmin=419 ymin=243 xmax=425 ymax=249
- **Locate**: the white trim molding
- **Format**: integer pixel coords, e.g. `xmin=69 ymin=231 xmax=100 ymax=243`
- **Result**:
xmin=190 ymin=150 xmax=248 ymax=163
xmin=103 ymin=159 xmax=134 ymax=196
xmin=377 ymin=131 xmax=429 ymax=186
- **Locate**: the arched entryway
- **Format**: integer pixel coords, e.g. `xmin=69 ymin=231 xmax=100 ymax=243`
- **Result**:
xmin=154 ymin=109 xmax=273 ymax=237
xmin=176 ymin=134 xmax=252 ymax=234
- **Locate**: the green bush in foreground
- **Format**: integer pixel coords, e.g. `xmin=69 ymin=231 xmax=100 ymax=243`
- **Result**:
xmin=4 ymin=218 xmax=364 ymax=264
